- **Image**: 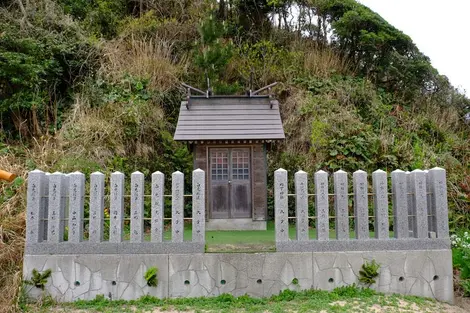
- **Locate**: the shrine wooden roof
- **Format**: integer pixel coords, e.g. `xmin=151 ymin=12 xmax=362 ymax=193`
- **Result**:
xmin=174 ymin=96 xmax=285 ymax=141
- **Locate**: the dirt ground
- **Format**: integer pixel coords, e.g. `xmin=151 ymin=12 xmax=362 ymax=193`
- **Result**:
xmin=325 ymin=298 xmax=469 ymax=313
xmin=48 ymin=297 xmax=470 ymax=313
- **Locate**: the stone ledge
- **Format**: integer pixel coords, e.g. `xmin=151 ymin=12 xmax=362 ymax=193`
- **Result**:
xmin=206 ymin=219 xmax=267 ymax=231
xmin=276 ymin=238 xmax=450 ymax=252
xmin=25 ymin=242 xmax=205 ymax=255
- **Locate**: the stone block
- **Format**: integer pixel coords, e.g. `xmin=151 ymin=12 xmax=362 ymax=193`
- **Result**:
xmin=372 ymin=170 xmax=389 ymax=239
xmin=424 ymin=170 xmax=435 ymax=233
xmin=110 ymin=172 xmax=125 ymax=243
xmin=151 ymin=171 xmax=164 ymax=242
xmin=192 ymin=169 xmax=205 ymax=243
xmin=410 ymin=170 xmax=428 ymax=238
xmin=56 ymin=242 xmax=119 ymax=254
xmin=68 ymin=172 xmax=85 ymax=243
xmin=314 ymin=170 xmax=329 ymax=240
xmin=295 ymin=171 xmax=309 ymax=241
xmin=406 ymin=171 xmax=414 ymax=236
xmin=266 ymin=252 xmax=313 ymax=292
xmin=42 ymin=173 xmax=50 ymax=241
xmin=428 ymin=167 xmax=450 ymax=238
xmin=206 ymin=219 xmax=266 ymax=230
xmin=353 ymin=170 xmax=368 ymax=239
xmin=169 ymin=254 xmax=210 ymax=297
xmin=391 ymin=170 xmax=408 ymax=238
xmin=276 ymin=238 xmax=450 ymax=252
xmin=172 ymin=171 xmax=184 ymax=243
xmin=131 ymin=171 xmax=144 ymax=243
xmin=117 ymin=242 xmax=204 ymax=254
xmin=274 ymin=169 xmax=288 ymax=242
xmin=89 ymin=172 xmax=105 ymax=243
xmin=24 ymin=254 xmax=169 ymax=301
xmin=334 ymin=170 xmax=349 ymax=240
xmin=48 ymin=172 xmax=66 ymax=243
xmin=26 ymin=170 xmax=46 ymax=243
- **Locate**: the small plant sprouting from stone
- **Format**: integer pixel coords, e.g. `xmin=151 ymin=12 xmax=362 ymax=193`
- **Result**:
xmin=144 ymin=267 xmax=158 ymax=287
xmin=25 ymin=269 xmax=52 ymax=290
xmin=291 ymin=278 xmax=299 ymax=286
xmin=359 ymin=260 xmax=380 ymax=287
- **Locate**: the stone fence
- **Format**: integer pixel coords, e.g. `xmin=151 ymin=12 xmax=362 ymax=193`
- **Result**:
xmin=23 ymin=167 xmax=453 ymax=302
xmin=274 ymin=168 xmax=450 ymax=252
xmin=25 ymin=167 xmax=450 ymax=255
xmin=25 ymin=169 xmax=206 ymax=255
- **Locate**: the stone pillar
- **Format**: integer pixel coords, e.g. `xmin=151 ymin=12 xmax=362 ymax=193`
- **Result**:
xmin=110 ymin=172 xmax=125 ymax=243
xmin=353 ymin=170 xmax=368 ymax=239
xmin=89 ymin=172 xmax=105 ymax=243
xmin=43 ymin=173 xmax=50 ymax=241
xmin=131 ymin=171 xmax=145 ymax=243
xmin=428 ymin=167 xmax=449 ymax=238
xmin=63 ymin=175 xmax=70 ymax=239
xmin=192 ymin=169 xmax=205 ymax=243
xmin=372 ymin=170 xmax=389 ymax=239
xmin=314 ymin=170 xmax=329 ymax=240
xmin=68 ymin=172 xmax=85 ymax=243
xmin=48 ymin=172 xmax=66 ymax=243
xmin=424 ymin=170 xmax=436 ymax=236
xmin=172 ymin=171 xmax=184 ymax=243
xmin=274 ymin=168 xmax=288 ymax=243
xmin=406 ymin=171 xmax=414 ymax=237
xmin=410 ymin=170 xmax=428 ymax=238
xmin=151 ymin=171 xmax=164 ymax=243
xmin=295 ymin=170 xmax=309 ymax=241
xmin=391 ymin=170 xmax=408 ymax=238
xmin=334 ymin=170 xmax=348 ymax=240
xmin=26 ymin=170 xmax=46 ymax=243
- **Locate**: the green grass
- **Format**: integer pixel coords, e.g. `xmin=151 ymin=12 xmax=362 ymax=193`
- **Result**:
xmin=23 ymin=285 xmax=447 ymax=313
xmin=113 ymin=221 xmax=395 ymax=252
xmin=159 ymin=222 xmax=394 ymax=252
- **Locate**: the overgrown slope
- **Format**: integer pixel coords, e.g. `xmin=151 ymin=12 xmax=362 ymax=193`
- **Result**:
xmin=1 ymin=0 xmax=469 ymax=311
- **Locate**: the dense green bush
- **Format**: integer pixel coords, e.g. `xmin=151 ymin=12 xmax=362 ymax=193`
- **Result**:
xmin=58 ymin=0 xmax=127 ymax=37
xmin=0 ymin=5 xmax=96 ymax=138
xmin=452 ymin=231 xmax=470 ymax=296
xmin=193 ymin=11 xmax=234 ymax=87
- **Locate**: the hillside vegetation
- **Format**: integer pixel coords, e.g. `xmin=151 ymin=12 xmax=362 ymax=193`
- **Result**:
xmin=0 ymin=0 xmax=469 ymax=311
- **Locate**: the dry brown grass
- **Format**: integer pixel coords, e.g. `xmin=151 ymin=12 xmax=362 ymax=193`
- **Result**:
xmin=421 ymin=100 xmax=463 ymax=133
xmin=99 ymin=36 xmax=187 ymax=92
xmin=280 ymin=88 xmax=316 ymax=156
xmin=58 ymin=90 xmax=165 ymax=165
xmin=0 ymin=137 xmax=65 ymax=313
xmin=0 ymin=152 xmax=28 ymax=313
xmin=278 ymin=85 xmax=361 ymax=170
xmin=303 ymin=45 xmax=352 ymax=78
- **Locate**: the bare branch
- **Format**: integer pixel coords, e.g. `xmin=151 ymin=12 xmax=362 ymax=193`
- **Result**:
xmin=15 ymin=0 xmax=32 ymax=27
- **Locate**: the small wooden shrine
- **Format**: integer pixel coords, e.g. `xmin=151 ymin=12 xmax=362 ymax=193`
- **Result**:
xmin=174 ymin=83 xmax=285 ymax=230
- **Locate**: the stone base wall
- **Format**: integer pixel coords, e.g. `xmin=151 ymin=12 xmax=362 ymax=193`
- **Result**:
xmin=23 ymin=250 xmax=453 ymax=303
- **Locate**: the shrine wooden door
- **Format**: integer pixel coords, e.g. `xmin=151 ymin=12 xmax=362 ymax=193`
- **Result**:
xmin=209 ymin=148 xmax=252 ymax=219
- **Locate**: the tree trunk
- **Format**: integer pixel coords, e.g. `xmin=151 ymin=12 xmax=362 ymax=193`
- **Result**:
xmin=31 ymin=107 xmax=42 ymax=136
xmin=218 ymin=0 xmax=226 ymax=20
xmin=11 ymin=109 xmax=29 ymax=139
